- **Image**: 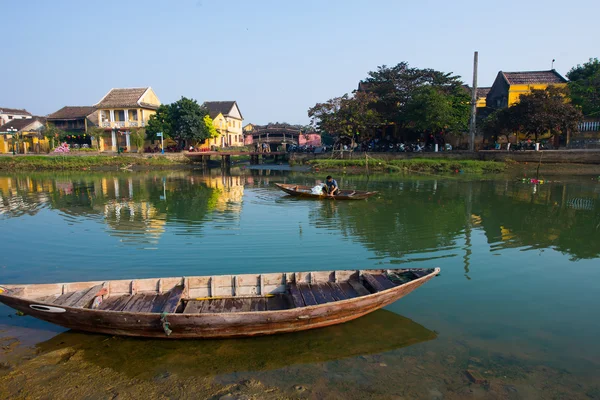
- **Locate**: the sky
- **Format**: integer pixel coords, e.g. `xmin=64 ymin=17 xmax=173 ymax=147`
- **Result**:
xmin=1 ymin=0 xmax=598 ymax=125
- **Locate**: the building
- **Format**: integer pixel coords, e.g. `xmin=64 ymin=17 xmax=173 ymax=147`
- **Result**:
xmin=0 ymin=117 xmax=47 ymax=154
xmin=46 ymin=106 xmax=100 ymax=148
xmin=243 ymin=123 xmax=321 ymax=150
xmin=0 ymin=107 xmax=32 ymax=126
xmin=94 ymin=87 xmax=161 ymax=151
xmin=202 ymin=101 xmax=244 ymax=148
xmin=486 ymin=70 xmax=567 ymax=110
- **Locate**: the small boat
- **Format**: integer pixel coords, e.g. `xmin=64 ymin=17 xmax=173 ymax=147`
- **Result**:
xmin=274 ymin=183 xmax=378 ymax=200
xmin=0 ymin=268 xmax=439 ymax=339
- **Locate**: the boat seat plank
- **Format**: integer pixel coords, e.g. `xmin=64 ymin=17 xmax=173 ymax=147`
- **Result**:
xmin=205 ymin=298 xmax=226 ymax=313
xmin=288 ymin=284 xmax=305 ymax=308
xmin=98 ymin=295 xmax=133 ymax=311
xmin=348 ymin=279 xmax=371 ymax=296
xmin=297 ymin=283 xmax=318 ymax=306
xmin=71 ymin=284 xmax=104 ymax=308
xmin=361 ymin=273 xmax=386 ymax=293
xmin=183 ymin=300 xmax=206 ymax=314
xmin=224 ymin=298 xmax=246 ymax=313
xmin=266 ymin=295 xmax=289 ymax=311
xmin=122 ymin=293 xmax=157 ymax=312
xmin=326 ymin=282 xmax=349 ymax=301
xmin=313 ymin=284 xmax=336 ymax=303
xmin=250 ymin=297 xmax=266 ymax=311
xmin=162 ymin=285 xmax=185 ymax=313
xmin=337 ymin=282 xmax=360 ymax=298
xmin=371 ymin=274 xmax=396 ymax=290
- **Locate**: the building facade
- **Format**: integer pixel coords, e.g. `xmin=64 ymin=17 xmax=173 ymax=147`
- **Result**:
xmin=486 ymin=70 xmax=568 ymax=110
xmin=0 ymin=107 xmax=32 ymax=126
xmin=94 ymin=87 xmax=161 ymax=151
xmin=202 ymin=101 xmax=244 ymax=148
xmin=46 ymin=106 xmax=100 ymax=148
xmin=0 ymin=117 xmax=47 ymax=154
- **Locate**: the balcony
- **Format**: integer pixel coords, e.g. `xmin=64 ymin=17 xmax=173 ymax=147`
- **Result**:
xmin=100 ymin=121 xmax=145 ymax=129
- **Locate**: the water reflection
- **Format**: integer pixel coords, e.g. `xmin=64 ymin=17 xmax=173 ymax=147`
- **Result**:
xmin=34 ymin=310 xmax=436 ymax=379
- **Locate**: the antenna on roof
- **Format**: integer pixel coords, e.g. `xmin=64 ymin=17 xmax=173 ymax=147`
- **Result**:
xmin=551 ymin=59 xmax=556 ymax=69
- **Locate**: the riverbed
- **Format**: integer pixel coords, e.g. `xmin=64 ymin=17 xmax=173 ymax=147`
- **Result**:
xmin=1 ymin=169 xmax=599 ymax=399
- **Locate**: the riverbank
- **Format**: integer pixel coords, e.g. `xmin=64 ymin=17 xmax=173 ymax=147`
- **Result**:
xmin=0 ymin=155 xmax=190 ymax=171
xmin=308 ymin=158 xmax=507 ymax=174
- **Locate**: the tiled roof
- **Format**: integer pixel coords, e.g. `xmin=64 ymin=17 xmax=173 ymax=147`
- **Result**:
xmin=502 ymin=70 xmax=567 ymax=85
xmin=203 ymin=101 xmax=237 ymax=119
xmin=0 ymin=107 xmax=32 ymax=116
xmin=95 ymin=88 xmax=150 ymax=108
xmin=476 ymin=87 xmax=491 ymax=98
xmin=0 ymin=116 xmax=45 ymax=132
xmin=47 ymin=106 xmax=97 ymax=120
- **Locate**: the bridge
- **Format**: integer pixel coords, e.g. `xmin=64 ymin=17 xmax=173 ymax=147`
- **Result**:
xmin=245 ymin=125 xmax=308 ymax=151
xmin=185 ymin=151 xmax=287 ymax=166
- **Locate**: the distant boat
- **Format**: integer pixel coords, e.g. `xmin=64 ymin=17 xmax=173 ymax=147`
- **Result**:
xmin=0 ymin=268 xmax=439 ymax=339
xmin=274 ymin=183 xmax=378 ymax=200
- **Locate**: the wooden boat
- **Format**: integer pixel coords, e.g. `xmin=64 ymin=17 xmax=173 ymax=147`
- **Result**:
xmin=0 ymin=268 xmax=439 ymax=339
xmin=274 ymin=183 xmax=378 ymax=200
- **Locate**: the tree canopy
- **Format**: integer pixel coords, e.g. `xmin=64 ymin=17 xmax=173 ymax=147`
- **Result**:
xmin=147 ymin=97 xmax=212 ymax=146
xmin=484 ymin=87 xmax=582 ymax=141
xmin=567 ymin=58 xmax=600 ymax=117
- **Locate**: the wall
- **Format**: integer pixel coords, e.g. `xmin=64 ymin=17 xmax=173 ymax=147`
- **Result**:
xmin=140 ymin=88 xmax=161 ymax=106
xmin=299 ymin=133 xmax=321 ymax=146
xmin=508 ymin=83 xmax=567 ymax=106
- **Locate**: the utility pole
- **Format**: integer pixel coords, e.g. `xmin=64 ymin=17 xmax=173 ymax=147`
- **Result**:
xmin=469 ymin=51 xmax=478 ymax=152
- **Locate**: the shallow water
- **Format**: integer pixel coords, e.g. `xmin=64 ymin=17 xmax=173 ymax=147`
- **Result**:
xmin=1 ymin=169 xmax=599 ymax=399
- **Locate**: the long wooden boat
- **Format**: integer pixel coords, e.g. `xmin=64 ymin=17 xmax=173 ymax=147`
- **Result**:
xmin=0 ymin=268 xmax=439 ymax=339
xmin=274 ymin=183 xmax=378 ymax=200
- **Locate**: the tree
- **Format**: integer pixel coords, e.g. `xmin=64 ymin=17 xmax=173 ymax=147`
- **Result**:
xmin=130 ymin=128 xmax=146 ymax=152
xmin=42 ymin=123 xmax=63 ymax=149
xmin=405 ymin=86 xmax=470 ymax=134
xmin=147 ymin=97 xmax=211 ymax=148
xmin=567 ymin=58 xmax=600 ymax=116
xmin=203 ymin=115 xmax=219 ymax=138
xmin=484 ymin=87 xmax=582 ymax=142
xmin=87 ymin=126 xmax=105 ymax=150
xmin=308 ymin=91 xmax=380 ymax=146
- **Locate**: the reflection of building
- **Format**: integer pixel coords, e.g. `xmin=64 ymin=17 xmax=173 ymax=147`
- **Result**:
xmin=197 ymin=174 xmax=245 ymax=213
xmin=0 ymin=117 xmax=48 ymax=154
xmin=103 ymin=200 xmax=166 ymax=244
xmin=202 ymin=101 xmax=244 ymax=148
xmin=95 ymin=87 xmax=162 ymax=152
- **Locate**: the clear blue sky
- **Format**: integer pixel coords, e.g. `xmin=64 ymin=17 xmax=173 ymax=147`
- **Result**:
xmin=1 ymin=0 xmax=598 ymax=124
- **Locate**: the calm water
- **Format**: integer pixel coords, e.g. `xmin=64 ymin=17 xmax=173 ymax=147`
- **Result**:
xmin=1 ymin=169 xmax=599 ymax=398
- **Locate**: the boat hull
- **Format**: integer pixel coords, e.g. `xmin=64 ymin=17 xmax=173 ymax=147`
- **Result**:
xmin=0 ymin=270 xmax=437 ymax=339
xmin=274 ymin=183 xmax=378 ymax=200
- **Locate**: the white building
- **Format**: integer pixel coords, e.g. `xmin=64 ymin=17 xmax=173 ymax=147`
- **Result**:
xmin=0 ymin=107 xmax=32 ymax=126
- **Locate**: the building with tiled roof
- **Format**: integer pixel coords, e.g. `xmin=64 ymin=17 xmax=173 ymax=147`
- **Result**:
xmin=0 ymin=107 xmax=32 ymax=126
xmin=47 ymin=106 xmax=99 ymax=135
xmin=201 ymin=101 xmax=244 ymax=149
xmin=486 ymin=70 xmax=567 ymax=110
xmin=0 ymin=117 xmax=47 ymax=154
xmin=93 ymin=87 xmax=161 ymax=152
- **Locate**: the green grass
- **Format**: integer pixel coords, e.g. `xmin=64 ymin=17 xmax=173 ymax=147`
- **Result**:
xmin=309 ymin=158 xmax=506 ymax=174
xmin=0 ymin=155 xmax=188 ymax=171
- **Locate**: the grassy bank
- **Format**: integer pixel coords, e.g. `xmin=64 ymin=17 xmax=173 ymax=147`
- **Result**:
xmin=0 ymin=155 xmax=188 ymax=171
xmin=308 ymin=158 xmax=506 ymax=174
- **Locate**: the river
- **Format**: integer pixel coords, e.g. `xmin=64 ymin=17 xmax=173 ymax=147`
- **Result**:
xmin=0 ymin=169 xmax=599 ymax=399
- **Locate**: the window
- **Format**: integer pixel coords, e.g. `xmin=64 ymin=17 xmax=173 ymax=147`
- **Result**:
xmin=8 ymin=116 xmax=13 ymax=120
xmin=115 ymin=110 xmax=125 ymax=121
xmin=129 ymin=110 xmax=138 ymax=121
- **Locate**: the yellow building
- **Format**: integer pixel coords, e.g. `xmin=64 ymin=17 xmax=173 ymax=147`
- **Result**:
xmin=0 ymin=117 xmax=49 ymax=154
xmin=94 ymin=87 xmax=161 ymax=152
xmin=201 ymin=101 xmax=244 ymax=149
xmin=486 ymin=70 xmax=567 ymax=110
xmin=463 ymin=85 xmax=491 ymax=108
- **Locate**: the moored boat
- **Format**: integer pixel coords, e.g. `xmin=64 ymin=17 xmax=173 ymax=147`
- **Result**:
xmin=0 ymin=268 xmax=439 ymax=339
xmin=274 ymin=183 xmax=378 ymax=200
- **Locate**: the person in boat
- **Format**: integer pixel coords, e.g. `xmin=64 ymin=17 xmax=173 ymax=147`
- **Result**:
xmin=323 ymin=176 xmax=339 ymax=196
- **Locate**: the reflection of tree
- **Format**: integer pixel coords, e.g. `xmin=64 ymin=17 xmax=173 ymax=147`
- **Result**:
xmin=310 ymin=180 xmax=467 ymax=260
xmin=475 ymin=182 xmax=600 ymax=260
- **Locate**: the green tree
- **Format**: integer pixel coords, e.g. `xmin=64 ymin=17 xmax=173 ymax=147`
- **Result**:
xmin=42 ymin=123 xmax=63 ymax=149
xmin=203 ymin=115 xmax=219 ymax=138
xmin=567 ymin=58 xmax=600 ymax=116
xmin=308 ymin=91 xmax=380 ymax=146
xmin=130 ymin=128 xmax=146 ymax=152
xmin=147 ymin=97 xmax=211 ymax=148
xmin=405 ymin=86 xmax=470 ymax=134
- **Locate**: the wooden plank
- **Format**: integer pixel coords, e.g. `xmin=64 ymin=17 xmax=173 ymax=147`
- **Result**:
xmin=224 ymin=298 xmax=245 ymax=313
xmin=360 ymin=273 xmax=386 ymax=293
xmin=70 ymin=284 xmax=104 ymax=308
xmin=35 ymin=294 xmax=60 ymax=304
xmin=183 ymin=300 xmax=206 ymax=314
xmin=150 ymin=292 xmax=171 ymax=313
xmin=309 ymin=284 xmax=327 ymax=304
xmin=327 ymin=282 xmax=349 ymax=301
xmin=122 ymin=293 xmax=157 ymax=312
xmin=315 ymin=283 xmax=336 ymax=303
xmin=250 ymin=297 xmax=266 ymax=311
xmin=297 ymin=283 xmax=318 ymax=306
xmin=337 ymin=282 xmax=359 ymax=298
xmin=98 ymin=295 xmax=133 ymax=311
xmin=162 ymin=285 xmax=184 ymax=313
xmin=240 ymin=298 xmax=253 ymax=312
xmin=288 ymin=284 xmax=305 ymax=308
xmin=53 ymin=291 xmax=82 ymax=306
xmin=348 ymin=280 xmax=371 ymax=296
xmin=205 ymin=298 xmax=226 ymax=313
xmin=371 ymin=274 xmax=396 ymax=290
xmin=266 ymin=295 xmax=288 ymax=311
